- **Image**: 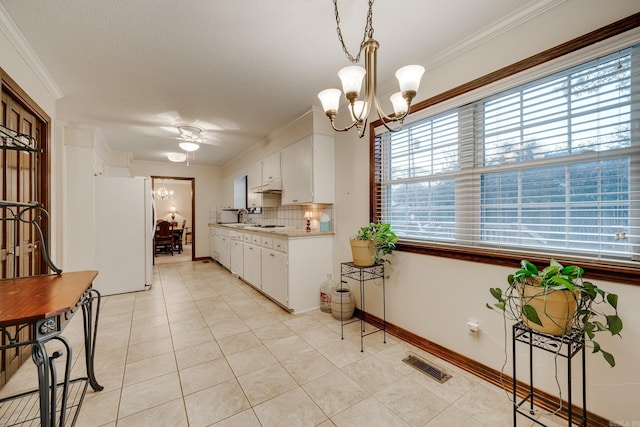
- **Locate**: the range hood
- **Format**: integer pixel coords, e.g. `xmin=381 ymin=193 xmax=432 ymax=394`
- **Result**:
xmin=252 ymin=179 xmax=282 ymax=193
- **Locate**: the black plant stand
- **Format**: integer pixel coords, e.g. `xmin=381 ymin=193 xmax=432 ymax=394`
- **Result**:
xmin=512 ymin=322 xmax=586 ymax=426
xmin=339 ymin=262 xmax=385 ymax=352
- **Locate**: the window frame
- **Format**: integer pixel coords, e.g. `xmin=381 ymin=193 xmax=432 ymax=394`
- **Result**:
xmin=369 ymin=12 xmax=640 ymax=286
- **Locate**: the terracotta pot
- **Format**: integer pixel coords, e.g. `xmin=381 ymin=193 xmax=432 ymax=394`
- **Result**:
xmin=350 ymin=239 xmax=375 ymax=266
xmin=521 ymin=285 xmax=578 ymax=336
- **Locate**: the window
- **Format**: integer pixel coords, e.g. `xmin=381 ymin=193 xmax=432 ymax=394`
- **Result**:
xmin=374 ymin=43 xmax=640 ymax=269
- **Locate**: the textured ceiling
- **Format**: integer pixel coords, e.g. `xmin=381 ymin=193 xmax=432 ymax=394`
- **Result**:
xmin=0 ymin=0 xmax=551 ymax=166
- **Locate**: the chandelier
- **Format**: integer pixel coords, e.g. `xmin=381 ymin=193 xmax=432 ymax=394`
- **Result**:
xmin=153 ymin=179 xmax=174 ymax=200
xmin=317 ymin=0 xmax=425 ymax=138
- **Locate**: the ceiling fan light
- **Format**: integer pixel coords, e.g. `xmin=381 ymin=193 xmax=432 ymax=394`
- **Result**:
xmin=395 ymin=65 xmax=425 ymax=93
xmin=179 ymin=141 xmax=200 ymax=152
xmin=176 ymin=124 xmax=204 ymax=141
xmin=167 ymin=152 xmax=187 ymax=162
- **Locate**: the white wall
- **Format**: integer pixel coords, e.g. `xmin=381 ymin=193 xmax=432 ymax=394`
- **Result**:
xmin=130 ymin=161 xmax=221 ymax=259
xmin=333 ymin=0 xmax=640 ymax=422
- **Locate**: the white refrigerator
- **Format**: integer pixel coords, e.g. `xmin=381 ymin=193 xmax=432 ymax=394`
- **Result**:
xmin=93 ymin=176 xmax=154 ymax=295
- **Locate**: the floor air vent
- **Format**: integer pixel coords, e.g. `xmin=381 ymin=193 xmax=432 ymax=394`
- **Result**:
xmin=402 ymin=353 xmax=451 ymax=384
xmin=202 ymin=260 xmax=210 ymax=263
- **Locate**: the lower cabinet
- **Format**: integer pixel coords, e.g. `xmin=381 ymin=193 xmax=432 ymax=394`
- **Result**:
xmin=230 ymin=236 xmax=244 ymax=277
xmin=243 ymin=241 xmax=261 ymax=287
xmin=261 ymin=248 xmax=287 ymax=307
xmin=215 ymin=227 xmax=333 ymax=313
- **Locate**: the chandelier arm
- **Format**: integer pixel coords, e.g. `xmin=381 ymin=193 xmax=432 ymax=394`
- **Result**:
xmin=328 ymin=116 xmax=360 ymax=133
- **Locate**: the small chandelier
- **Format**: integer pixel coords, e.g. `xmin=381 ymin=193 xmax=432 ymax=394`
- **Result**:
xmin=153 ymin=180 xmax=174 ymax=200
xmin=317 ymin=0 xmax=425 ymax=138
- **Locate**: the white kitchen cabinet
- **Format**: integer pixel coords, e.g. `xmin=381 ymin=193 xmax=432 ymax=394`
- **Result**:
xmin=261 ymin=246 xmax=288 ymax=307
xmin=243 ymin=238 xmax=261 ymax=288
xmin=281 ymin=134 xmax=334 ymax=205
xmin=247 ymin=161 xmax=262 ymax=209
xmin=286 ymin=236 xmax=333 ymax=312
xmin=230 ymin=234 xmax=244 ymax=277
xmin=214 ymin=226 xmax=333 ymax=313
xmin=209 ymin=227 xmax=217 ymax=260
xmin=222 ymin=175 xmax=234 ymax=209
xmin=217 ymin=230 xmax=231 ymax=269
xmin=262 ymin=151 xmax=281 ymax=185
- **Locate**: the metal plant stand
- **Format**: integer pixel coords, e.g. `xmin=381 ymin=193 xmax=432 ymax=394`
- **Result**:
xmin=339 ymin=262 xmax=385 ymax=352
xmin=512 ymin=322 xmax=586 ymax=426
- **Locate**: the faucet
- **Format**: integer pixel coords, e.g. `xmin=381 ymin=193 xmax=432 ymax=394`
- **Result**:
xmin=237 ymin=208 xmax=249 ymax=223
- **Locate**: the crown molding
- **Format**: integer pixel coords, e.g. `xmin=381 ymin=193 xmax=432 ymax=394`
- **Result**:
xmin=377 ymin=0 xmax=567 ymax=95
xmin=0 ymin=3 xmax=63 ymax=99
xmin=425 ymin=0 xmax=567 ymax=70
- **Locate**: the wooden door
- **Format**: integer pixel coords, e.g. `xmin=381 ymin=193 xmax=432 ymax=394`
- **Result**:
xmin=0 ymin=88 xmax=47 ymax=386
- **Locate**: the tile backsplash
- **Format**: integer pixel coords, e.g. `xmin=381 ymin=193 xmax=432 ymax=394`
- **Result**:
xmin=251 ymin=204 xmax=333 ymax=230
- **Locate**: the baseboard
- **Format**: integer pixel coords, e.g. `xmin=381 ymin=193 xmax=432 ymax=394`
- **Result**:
xmin=355 ymin=308 xmax=611 ymax=427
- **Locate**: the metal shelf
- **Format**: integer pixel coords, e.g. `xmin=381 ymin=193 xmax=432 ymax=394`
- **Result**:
xmin=0 ymin=378 xmax=88 ymax=426
xmin=512 ymin=322 xmax=586 ymax=426
xmin=339 ymin=262 xmax=386 ymax=352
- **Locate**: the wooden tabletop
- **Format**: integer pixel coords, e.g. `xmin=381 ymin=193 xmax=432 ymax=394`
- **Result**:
xmin=0 ymin=270 xmax=98 ymax=327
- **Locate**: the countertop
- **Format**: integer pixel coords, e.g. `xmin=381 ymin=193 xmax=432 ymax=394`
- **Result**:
xmin=209 ymin=223 xmax=333 ymax=238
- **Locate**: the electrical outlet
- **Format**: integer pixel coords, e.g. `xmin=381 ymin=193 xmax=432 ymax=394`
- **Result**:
xmin=466 ymin=319 xmax=480 ymax=335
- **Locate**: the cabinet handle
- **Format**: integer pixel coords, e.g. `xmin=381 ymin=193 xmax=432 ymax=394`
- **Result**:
xmin=270 ymin=253 xmax=275 ymax=257
xmin=292 ymin=199 xmax=298 ymax=202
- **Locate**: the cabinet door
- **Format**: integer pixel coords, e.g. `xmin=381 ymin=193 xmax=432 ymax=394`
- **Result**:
xmin=222 ymin=176 xmax=234 ymax=209
xmin=243 ymin=243 xmax=261 ymax=287
xmin=281 ymin=137 xmax=312 ymax=204
xmin=262 ymin=152 xmax=281 ymax=184
xmin=210 ymin=229 xmax=217 ymax=259
xmin=219 ymin=235 xmax=230 ymax=269
xmin=230 ymin=239 xmax=244 ymax=277
xmin=261 ymin=249 xmax=288 ymax=307
xmin=247 ymin=161 xmax=263 ymax=208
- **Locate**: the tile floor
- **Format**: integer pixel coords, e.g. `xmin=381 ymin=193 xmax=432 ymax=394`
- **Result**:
xmin=0 ymin=247 xmax=567 ymax=426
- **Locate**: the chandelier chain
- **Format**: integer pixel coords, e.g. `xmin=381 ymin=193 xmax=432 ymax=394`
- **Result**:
xmin=333 ymin=0 xmax=374 ymax=64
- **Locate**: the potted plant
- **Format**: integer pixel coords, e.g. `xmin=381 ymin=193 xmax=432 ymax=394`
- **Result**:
xmin=350 ymin=221 xmax=398 ymax=266
xmin=487 ymin=259 xmax=623 ymax=367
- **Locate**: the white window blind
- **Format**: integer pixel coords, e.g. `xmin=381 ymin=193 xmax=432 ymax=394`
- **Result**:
xmin=375 ymin=44 xmax=640 ymax=263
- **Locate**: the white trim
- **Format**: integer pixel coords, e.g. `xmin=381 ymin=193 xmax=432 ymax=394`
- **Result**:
xmin=0 ymin=3 xmax=63 ymax=99
xmin=377 ymin=0 xmax=567 ymax=96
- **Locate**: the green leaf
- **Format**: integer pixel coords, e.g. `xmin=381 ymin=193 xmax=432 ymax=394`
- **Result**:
xmin=522 ymin=304 xmax=542 ymax=326
xmin=601 ymin=350 xmax=616 ymax=368
xmin=607 ymin=293 xmax=618 ymax=309
xmin=606 ymin=315 xmax=623 ymax=335
xmin=549 ymin=276 xmax=574 ymax=291
xmin=521 ymin=260 xmax=538 ymax=275
xmin=489 ymin=288 xmax=503 ymax=300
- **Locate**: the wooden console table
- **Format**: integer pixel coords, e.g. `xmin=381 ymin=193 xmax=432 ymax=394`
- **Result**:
xmin=0 ymin=271 xmax=103 ymax=426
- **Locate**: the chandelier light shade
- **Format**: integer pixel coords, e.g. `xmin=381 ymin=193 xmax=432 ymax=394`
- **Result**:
xmin=167 ymin=152 xmax=187 ymax=162
xmin=318 ymin=0 xmax=425 ymax=138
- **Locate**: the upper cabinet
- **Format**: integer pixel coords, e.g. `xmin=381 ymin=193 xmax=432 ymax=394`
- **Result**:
xmin=262 ymin=152 xmax=281 ymax=185
xmin=222 ymin=175 xmax=234 ymax=209
xmin=247 ymin=161 xmax=279 ymax=208
xmin=281 ymin=134 xmax=334 ymax=205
